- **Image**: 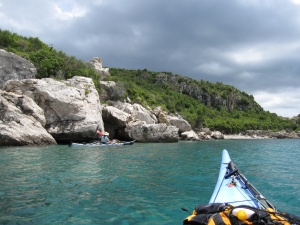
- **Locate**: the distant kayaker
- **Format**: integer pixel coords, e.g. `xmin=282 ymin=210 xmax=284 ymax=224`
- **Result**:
xmin=101 ymin=132 xmax=110 ymax=144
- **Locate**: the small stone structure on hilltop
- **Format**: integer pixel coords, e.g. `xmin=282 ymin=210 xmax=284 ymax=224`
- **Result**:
xmin=87 ymin=57 xmax=110 ymax=79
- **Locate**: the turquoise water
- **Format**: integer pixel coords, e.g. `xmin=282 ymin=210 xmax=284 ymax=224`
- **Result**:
xmin=0 ymin=139 xmax=299 ymax=224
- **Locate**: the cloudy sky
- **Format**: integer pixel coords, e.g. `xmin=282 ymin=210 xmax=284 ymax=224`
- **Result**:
xmin=1 ymin=0 xmax=300 ymax=117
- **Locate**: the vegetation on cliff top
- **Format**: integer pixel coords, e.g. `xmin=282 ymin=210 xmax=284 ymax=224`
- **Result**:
xmin=1 ymin=28 xmax=299 ymax=133
xmin=107 ymin=68 xmax=298 ymax=133
xmin=0 ymin=29 xmax=101 ymax=90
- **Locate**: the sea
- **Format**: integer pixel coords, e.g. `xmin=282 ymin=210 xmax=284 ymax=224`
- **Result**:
xmin=0 ymin=139 xmax=299 ymax=225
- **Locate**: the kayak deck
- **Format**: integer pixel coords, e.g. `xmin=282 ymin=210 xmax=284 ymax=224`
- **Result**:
xmin=209 ymin=149 xmax=273 ymax=209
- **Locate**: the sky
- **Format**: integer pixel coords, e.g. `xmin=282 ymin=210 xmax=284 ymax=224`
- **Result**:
xmin=1 ymin=0 xmax=300 ymax=118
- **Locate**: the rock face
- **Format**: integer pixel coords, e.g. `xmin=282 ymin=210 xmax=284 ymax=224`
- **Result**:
xmin=101 ymin=102 xmax=195 ymax=142
xmin=0 ymin=90 xmax=56 ymax=146
xmin=99 ymin=81 xmax=116 ymax=101
xmin=120 ymin=121 xmax=179 ymax=143
xmin=0 ymin=49 xmax=36 ymax=89
xmin=211 ymin=131 xmax=224 ymax=139
xmin=152 ymin=107 xmax=193 ymax=133
xmin=181 ymin=130 xmax=200 ymax=141
xmin=3 ymin=76 xmax=104 ymax=143
xmin=154 ymin=73 xmax=261 ymax=111
xmin=111 ymin=102 xmax=157 ymax=124
xmin=167 ymin=115 xmax=191 ymax=133
xmin=102 ymin=105 xmax=131 ymax=137
xmin=99 ymin=81 xmax=127 ymax=102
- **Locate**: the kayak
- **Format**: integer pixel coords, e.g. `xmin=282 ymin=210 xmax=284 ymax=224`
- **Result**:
xmin=69 ymin=140 xmax=135 ymax=147
xmin=183 ymin=149 xmax=300 ymax=225
xmin=209 ymin=149 xmax=273 ymax=209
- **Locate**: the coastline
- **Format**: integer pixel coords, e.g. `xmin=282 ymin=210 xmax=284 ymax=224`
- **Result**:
xmin=190 ymin=129 xmax=300 ymax=141
xmin=223 ymin=134 xmax=270 ymax=139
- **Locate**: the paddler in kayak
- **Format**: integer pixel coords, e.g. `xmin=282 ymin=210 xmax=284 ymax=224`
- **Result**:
xmin=100 ymin=131 xmax=111 ymax=144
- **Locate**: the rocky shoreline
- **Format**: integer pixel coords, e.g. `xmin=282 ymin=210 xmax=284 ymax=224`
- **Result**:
xmin=224 ymin=130 xmax=300 ymax=140
xmin=0 ymin=50 xmax=299 ymax=146
xmin=182 ymin=129 xmax=300 ymax=141
xmin=223 ymin=134 xmax=265 ymax=139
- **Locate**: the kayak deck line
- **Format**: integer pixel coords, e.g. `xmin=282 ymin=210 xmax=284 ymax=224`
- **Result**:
xmin=209 ymin=149 xmax=272 ymax=209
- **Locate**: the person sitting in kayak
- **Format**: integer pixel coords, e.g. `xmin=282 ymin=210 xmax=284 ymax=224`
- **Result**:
xmin=101 ymin=132 xmax=110 ymax=144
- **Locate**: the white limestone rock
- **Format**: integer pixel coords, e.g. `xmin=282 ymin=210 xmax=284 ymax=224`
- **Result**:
xmin=3 ymin=76 xmax=104 ymax=143
xmin=0 ymin=90 xmax=56 ymax=146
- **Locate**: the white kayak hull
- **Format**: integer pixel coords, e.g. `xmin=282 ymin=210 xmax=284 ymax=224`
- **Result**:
xmin=69 ymin=140 xmax=135 ymax=147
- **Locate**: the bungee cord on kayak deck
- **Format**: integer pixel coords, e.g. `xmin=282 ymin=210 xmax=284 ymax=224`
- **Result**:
xmin=227 ymin=174 xmax=269 ymax=210
xmin=183 ymin=150 xmax=300 ymax=225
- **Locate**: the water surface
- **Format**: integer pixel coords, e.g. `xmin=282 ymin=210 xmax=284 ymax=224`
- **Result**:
xmin=0 ymin=139 xmax=299 ymax=224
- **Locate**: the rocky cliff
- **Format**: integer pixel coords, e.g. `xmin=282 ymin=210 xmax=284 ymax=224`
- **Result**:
xmin=3 ymin=76 xmax=105 ymax=144
xmin=0 ymin=90 xmax=56 ymax=146
xmin=0 ymin=48 xmax=185 ymax=145
xmin=0 ymin=50 xmax=298 ymax=146
xmin=154 ymin=73 xmax=261 ymax=112
xmin=0 ymin=49 xmax=36 ymax=89
xmin=0 ymin=49 xmax=185 ymax=145
xmin=101 ymin=102 xmax=182 ymax=142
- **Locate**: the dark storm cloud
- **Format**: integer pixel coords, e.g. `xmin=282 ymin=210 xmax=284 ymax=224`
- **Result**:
xmin=1 ymin=0 xmax=300 ymax=117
